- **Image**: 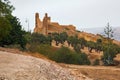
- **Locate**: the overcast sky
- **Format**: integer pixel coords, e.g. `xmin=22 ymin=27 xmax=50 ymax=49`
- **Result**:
xmin=9 ymin=0 xmax=120 ymax=31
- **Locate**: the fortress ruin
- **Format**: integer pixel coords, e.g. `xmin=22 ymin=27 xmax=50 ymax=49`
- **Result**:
xmin=33 ymin=13 xmax=104 ymax=42
xmin=34 ymin=13 xmax=76 ymax=35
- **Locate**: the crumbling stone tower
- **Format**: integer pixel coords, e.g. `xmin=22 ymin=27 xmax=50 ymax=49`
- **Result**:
xmin=34 ymin=13 xmax=43 ymax=33
xmin=34 ymin=13 xmax=51 ymax=35
xmin=43 ymin=13 xmax=51 ymax=35
xmin=34 ymin=12 xmax=76 ymax=36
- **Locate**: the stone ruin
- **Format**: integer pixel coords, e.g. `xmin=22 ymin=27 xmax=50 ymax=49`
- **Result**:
xmin=34 ymin=13 xmax=76 ymax=35
xmin=34 ymin=12 xmax=106 ymax=43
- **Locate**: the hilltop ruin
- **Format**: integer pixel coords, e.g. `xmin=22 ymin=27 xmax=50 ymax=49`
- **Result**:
xmin=33 ymin=12 xmax=120 ymax=44
xmin=34 ymin=13 xmax=77 ymax=35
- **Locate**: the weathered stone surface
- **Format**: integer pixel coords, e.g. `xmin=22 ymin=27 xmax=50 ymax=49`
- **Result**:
xmin=34 ymin=13 xmax=76 ymax=36
xmin=34 ymin=13 xmax=43 ymax=33
xmin=0 ymin=51 xmax=92 ymax=80
xmin=33 ymin=12 xmax=101 ymax=42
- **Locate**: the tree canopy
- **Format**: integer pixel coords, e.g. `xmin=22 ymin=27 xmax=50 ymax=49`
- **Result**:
xmin=0 ymin=17 xmax=11 ymax=41
xmin=0 ymin=0 xmax=14 ymax=17
xmin=0 ymin=0 xmax=14 ymax=41
xmin=0 ymin=0 xmax=27 ymax=49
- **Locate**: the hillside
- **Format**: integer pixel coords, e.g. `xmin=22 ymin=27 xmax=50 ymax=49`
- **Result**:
xmin=0 ymin=49 xmax=92 ymax=80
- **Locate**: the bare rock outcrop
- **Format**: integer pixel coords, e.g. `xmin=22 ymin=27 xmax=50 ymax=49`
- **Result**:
xmin=0 ymin=51 xmax=92 ymax=80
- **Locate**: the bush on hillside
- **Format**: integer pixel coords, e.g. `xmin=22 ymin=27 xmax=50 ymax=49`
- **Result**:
xmin=78 ymin=53 xmax=91 ymax=65
xmin=28 ymin=43 xmax=56 ymax=56
xmin=93 ymin=59 xmax=100 ymax=66
xmin=101 ymin=43 xmax=119 ymax=66
xmin=28 ymin=44 xmax=91 ymax=65
xmin=29 ymin=33 xmax=52 ymax=45
xmin=51 ymin=47 xmax=91 ymax=65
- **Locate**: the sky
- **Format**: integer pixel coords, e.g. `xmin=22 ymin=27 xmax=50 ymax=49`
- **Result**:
xmin=9 ymin=0 xmax=120 ymax=32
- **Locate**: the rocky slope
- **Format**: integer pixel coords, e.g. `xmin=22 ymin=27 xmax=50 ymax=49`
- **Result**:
xmin=0 ymin=51 xmax=92 ymax=80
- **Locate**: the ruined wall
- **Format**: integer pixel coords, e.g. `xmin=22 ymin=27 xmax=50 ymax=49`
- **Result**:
xmin=34 ymin=13 xmax=76 ymax=35
xmin=34 ymin=13 xmax=43 ymax=33
xmin=42 ymin=13 xmax=50 ymax=35
xmin=33 ymin=12 xmax=102 ymax=42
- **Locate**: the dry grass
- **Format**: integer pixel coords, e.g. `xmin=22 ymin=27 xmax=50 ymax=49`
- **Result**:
xmin=79 ymin=67 xmax=120 ymax=80
xmin=60 ymin=64 xmax=120 ymax=80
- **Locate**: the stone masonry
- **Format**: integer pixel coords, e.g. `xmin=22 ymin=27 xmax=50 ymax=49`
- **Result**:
xmin=34 ymin=13 xmax=76 ymax=35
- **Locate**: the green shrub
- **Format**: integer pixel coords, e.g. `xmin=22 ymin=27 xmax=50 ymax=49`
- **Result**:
xmin=78 ymin=53 xmax=91 ymax=65
xmin=29 ymin=44 xmax=50 ymax=53
xmin=28 ymin=43 xmax=91 ymax=65
xmin=51 ymin=47 xmax=91 ymax=65
xmin=51 ymin=47 xmax=77 ymax=64
xmin=93 ymin=59 xmax=100 ymax=66
xmin=102 ymin=44 xmax=118 ymax=65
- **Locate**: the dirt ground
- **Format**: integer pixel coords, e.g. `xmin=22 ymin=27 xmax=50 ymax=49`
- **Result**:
xmin=0 ymin=49 xmax=92 ymax=80
xmin=0 ymin=47 xmax=120 ymax=80
xmin=59 ymin=64 xmax=120 ymax=80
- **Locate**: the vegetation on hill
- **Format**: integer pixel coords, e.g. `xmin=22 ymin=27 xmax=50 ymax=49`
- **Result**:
xmin=26 ymin=33 xmax=91 ymax=65
xmin=25 ymin=31 xmax=120 ymax=65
